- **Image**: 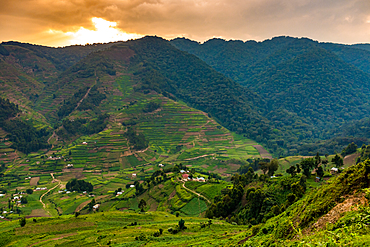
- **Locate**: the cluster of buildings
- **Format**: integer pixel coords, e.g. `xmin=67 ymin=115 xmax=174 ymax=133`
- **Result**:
xmin=180 ymin=170 xmax=206 ymax=182
xmin=48 ymin=156 xmax=63 ymax=160
xmin=12 ymin=193 xmax=25 ymax=204
xmin=35 ymin=187 xmax=47 ymax=191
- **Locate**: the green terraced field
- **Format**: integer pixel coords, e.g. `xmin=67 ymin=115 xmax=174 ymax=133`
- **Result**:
xmin=0 ymin=211 xmax=250 ymax=246
xmin=0 ymin=63 xmax=271 ymax=222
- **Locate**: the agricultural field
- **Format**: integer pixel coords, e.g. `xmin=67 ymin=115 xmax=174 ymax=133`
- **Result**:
xmin=0 ymin=211 xmax=250 ymax=246
xmin=0 ymin=158 xmax=221 ymax=221
xmin=0 ymin=71 xmax=272 ymax=220
xmin=0 ymin=48 xmax=276 ymax=234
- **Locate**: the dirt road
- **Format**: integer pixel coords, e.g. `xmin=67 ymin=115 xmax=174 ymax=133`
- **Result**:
xmin=181 ymin=181 xmax=211 ymax=204
xmin=39 ymin=173 xmax=61 ymax=216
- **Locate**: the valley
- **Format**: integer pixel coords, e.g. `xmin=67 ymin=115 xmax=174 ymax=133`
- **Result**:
xmin=1 ymin=36 xmax=370 ymax=246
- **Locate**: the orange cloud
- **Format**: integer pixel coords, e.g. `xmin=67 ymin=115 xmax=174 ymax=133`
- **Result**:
xmin=48 ymin=17 xmax=142 ymax=46
xmin=1 ymin=0 xmax=370 ymax=46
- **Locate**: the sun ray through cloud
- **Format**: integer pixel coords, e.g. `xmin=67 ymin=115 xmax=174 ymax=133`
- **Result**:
xmin=48 ymin=17 xmax=143 ymax=46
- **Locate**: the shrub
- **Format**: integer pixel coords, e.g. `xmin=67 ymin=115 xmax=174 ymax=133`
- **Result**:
xmin=19 ymin=217 xmax=26 ymax=227
xmin=251 ymin=225 xmax=260 ymax=236
xmin=135 ymin=233 xmax=147 ymax=241
xmin=20 ymin=197 xmax=28 ymax=204
xmin=178 ymin=219 xmax=186 ymax=230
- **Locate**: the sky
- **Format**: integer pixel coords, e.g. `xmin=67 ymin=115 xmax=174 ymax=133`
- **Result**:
xmin=1 ymin=0 xmax=370 ymax=47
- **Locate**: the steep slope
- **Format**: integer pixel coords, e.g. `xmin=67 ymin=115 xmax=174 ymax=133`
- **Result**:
xmin=0 ymin=38 xmax=267 ymax=172
xmin=128 ymin=36 xmax=271 ymax=137
xmin=171 ymin=37 xmax=370 ymax=155
xmin=248 ymin=45 xmax=370 ymax=127
xmin=241 ymin=159 xmax=370 ymax=246
xmin=322 ymin=42 xmax=370 ymax=75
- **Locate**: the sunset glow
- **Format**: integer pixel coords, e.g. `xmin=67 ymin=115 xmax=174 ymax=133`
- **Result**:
xmin=48 ymin=17 xmax=142 ymax=46
xmin=1 ymin=0 xmax=370 ymax=46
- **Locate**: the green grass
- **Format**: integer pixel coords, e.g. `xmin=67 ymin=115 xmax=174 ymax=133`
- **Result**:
xmin=180 ymin=197 xmax=207 ymax=216
xmin=196 ymin=182 xmax=228 ymax=200
xmin=0 ymin=211 xmax=250 ymax=246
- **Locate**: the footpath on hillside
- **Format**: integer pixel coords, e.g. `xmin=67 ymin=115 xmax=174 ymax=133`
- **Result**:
xmin=39 ymin=173 xmax=61 ymax=216
xmin=181 ymin=181 xmax=211 ymax=204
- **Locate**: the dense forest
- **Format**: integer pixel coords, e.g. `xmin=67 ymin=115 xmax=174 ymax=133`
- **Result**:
xmin=171 ymin=37 xmax=370 ymax=155
xmin=57 ymin=86 xmax=106 ymax=119
xmin=2 ymin=41 xmax=114 ymax=71
xmin=128 ymin=36 xmax=274 ymax=149
xmin=124 ymin=127 xmax=149 ymax=151
xmin=66 ymin=178 xmax=93 ymax=192
xmin=56 ymin=114 xmax=109 ymax=140
xmin=0 ymin=98 xmax=50 ymax=154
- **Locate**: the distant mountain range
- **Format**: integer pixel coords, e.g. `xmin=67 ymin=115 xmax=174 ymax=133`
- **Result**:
xmin=1 ymin=36 xmax=370 ymax=158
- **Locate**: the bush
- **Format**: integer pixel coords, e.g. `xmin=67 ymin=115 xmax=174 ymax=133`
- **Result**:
xmin=20 ymin=197 xmax=28 ymax=204
xmin=19 ymin=217 xmax=26 ymax=227
xmin=135 ymin=233 xmax=147 ymax=241
xmin=251 ymin=225 xmax=260 ymax=236
xmin=178 ymin=219 xmax=186 ymax=230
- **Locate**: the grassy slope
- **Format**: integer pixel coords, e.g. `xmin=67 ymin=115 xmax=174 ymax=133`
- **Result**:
xmin=242 ymin=159 xmax=370 ymax=246
xmin=0 ymin=211 xmax=249 ymax=246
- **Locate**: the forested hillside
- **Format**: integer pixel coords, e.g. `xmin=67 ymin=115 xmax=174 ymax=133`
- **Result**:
xmin=3 ymin=36 xmax=370 ymax=157
xmin=171 ymin=37 xmax=370 ymax=155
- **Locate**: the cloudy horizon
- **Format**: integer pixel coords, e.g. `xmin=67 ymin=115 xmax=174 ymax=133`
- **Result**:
xmin=1 ymin=0 xmax=370 ymax=47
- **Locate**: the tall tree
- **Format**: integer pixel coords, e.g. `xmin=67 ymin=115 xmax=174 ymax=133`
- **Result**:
xmin=316 ymin=166 xmax=324 ymax=178
xmin=139 ymin=199 xmax=147 ymax=212
xmin=332 ymin=154 xmax=344 ymax=168
xmin=268 ymin=159 xmax=279 ymax=176
xmin=300 ymin=158 xmax=315 ymax=177
xmin=315 ymin=152 xmax=321 ymax=167
xmin=259 ymin=161 xmax=269 ymax=175
xmin=286 ymin=166 xmax=296 ymax=177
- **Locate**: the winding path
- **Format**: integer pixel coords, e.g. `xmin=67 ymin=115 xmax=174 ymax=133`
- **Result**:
xmin=181 ymin=181 xmax=211 ymax=204
xmin=39 ymin=173 xmax=61 ymax=216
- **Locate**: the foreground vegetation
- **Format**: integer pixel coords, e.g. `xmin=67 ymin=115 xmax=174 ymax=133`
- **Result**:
xmin=1 ymin=152 xmax=370 ymax=246
xmin=0 ymin=211 xmax=250 ymax=246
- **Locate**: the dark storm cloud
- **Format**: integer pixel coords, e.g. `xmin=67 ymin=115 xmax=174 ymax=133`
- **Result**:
xmin=1 ymin=0 xmax=370 ymax=46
